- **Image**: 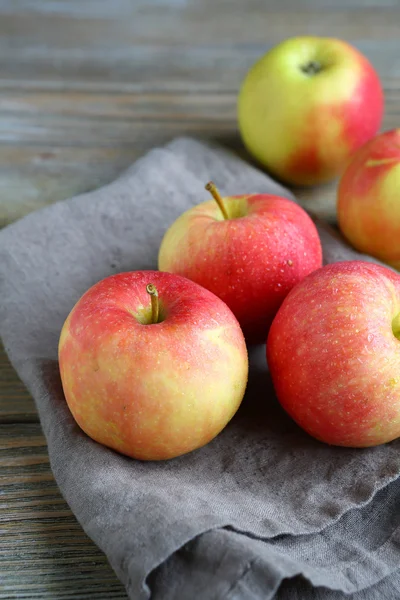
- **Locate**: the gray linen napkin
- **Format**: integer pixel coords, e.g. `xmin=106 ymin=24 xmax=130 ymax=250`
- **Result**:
xmin=1 ymin=138 xmax=399 ymax=600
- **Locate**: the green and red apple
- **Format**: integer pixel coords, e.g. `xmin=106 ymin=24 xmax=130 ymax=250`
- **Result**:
xmin=238 ymin=36 xmax=384 ymax=185
xmin=267 ymin=261 xmax=400 ymax=447
xmin=337 ymin=129 xmax=400 ymax=269
xmin=158 ymin=183 xmax=322 ymax=343
xmin=59 ymin=271 xmax=248 ymax=461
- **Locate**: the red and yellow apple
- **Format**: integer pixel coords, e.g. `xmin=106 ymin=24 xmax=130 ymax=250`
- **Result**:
xmin=158 ymin=183 xmax=322 ymax=343
xmin=238 ymin=36 xmax=384 ymax=185
xmin=337 ymin=129 xmax=400 ymax=269
xmin=58 ymin=271 xmax=248 ymax=461
xmin=267 ymin=261 xmax=400 ymax=447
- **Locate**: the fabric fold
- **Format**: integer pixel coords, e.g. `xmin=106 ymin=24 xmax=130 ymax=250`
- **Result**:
xmin=1 ymin=137 xmax=399 ymax=599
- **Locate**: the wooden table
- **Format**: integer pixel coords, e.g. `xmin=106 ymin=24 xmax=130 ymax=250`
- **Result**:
xmin=1 ymin=1 xmax=399 ymax=597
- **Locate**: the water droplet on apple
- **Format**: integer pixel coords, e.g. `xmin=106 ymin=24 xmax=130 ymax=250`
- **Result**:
xmin=367 ymin=333 xmax=374 ymax=343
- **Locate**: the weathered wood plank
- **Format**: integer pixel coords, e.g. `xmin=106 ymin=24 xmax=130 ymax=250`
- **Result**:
xmin=0 ymin=91 xmax=235 ymax=120
xmin=0 ymin=145 xmax=143 ymax=225
xmin=0 ymin=86 xmax=398 ymax=225
xmin=0 ymin=1 xmax=399 ymax=92
xmin=0 ymin=423 xmax=127 ymax=599
xmin=0 ymin=91 xmax=234 ymax=223
xmin=1 ymin=6 xmax=400 ymax=47
xmin=0 ymin=92 xmax=396 ymax=149
xmin=2 ymin=0 xmax=400 ymax=18
xmin=0 ymin=344 xmax=38 ymax=423
xmin=2 ymin=89 xmax=398 ymax=122
xmin=0 ymin=41 xmax=399 ymax=93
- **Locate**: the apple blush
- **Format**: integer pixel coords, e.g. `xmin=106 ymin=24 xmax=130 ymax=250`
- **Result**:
xmin=267 ymin=261 xmax=400 ymax=448
xmin=59 ymin=271 xmax=248 ymax=461
xmin=238 ymin=36 xmax=383 ymax=185
xmin=158 ymin=182 xmax=322 ymax=343
xmin=337 ymin=128 xmax=400 ymax=270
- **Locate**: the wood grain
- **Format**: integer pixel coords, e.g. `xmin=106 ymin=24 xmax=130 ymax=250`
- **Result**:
xmin=0 ymin=424 xmax=127 ymax=599
xmin=0 ymin=40 xmax=399 ymax=94
xmin=1 ymin=6 xmax=400 ymax=49
xmin=0 ymin=2 xmax=399 ymax=225
xmin=1 ymin=0 xmax=400 ymax=597
xmin=0 ymin=344 xmax=38 ymax=423
xmin=2 ymin=0 xmax=400 ymax=17
xmin=0 ymin=87 xmax=398 ymax=225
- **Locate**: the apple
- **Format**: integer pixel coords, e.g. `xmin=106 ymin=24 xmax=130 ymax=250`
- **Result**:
xmin=58 ymin=270 xmax=248 ymax=461
xmin=337 ymin=129 xmax=400 ymax=269
xmin=267 ymin=260 xmax=400 ymax=447
xmin=158 ymin=182 xmax=322 ymax=343
xmin=238 ymin=36 xmax=383 ymax=186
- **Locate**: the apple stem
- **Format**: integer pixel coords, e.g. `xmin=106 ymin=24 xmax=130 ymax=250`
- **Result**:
xmin=146 ymin=284 xmax=159 ymax=324
xmin=205 ymin=181 xmax=229 ymax=220
xmin=301 ymin=61 xmax=322 ymax=75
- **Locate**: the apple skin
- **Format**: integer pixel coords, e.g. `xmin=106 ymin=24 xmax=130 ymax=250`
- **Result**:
xmin=158 ymin=193 xmax=322 ymax=344
xmin=337 ymin=129 xmax=400 ymax=270
xmin=267 ymin=261 xmax=400 ymax=448
xmin=238 ymin=36 xmax=383 ymax=186
xmin=58 ymin=271 xmax=248 ymax=461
